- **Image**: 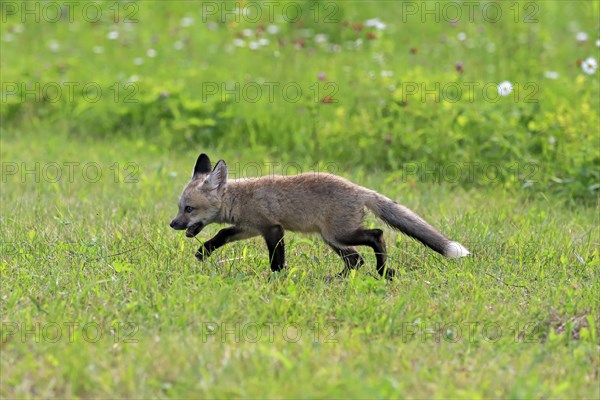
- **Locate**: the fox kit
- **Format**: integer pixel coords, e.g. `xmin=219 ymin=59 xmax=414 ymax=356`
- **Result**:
xmin=170 ymin=153 xmax=469 ymax=280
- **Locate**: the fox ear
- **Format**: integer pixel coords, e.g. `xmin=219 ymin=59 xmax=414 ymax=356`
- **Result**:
xmin=203 ymin=160 xmax=227 ymax=191
xmin=192 ymin=153 xmax=212 ymax=179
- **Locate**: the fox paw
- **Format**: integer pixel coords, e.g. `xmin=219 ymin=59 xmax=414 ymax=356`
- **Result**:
xmin=382 ymin=268 xmax=396 ymax=281
xmin=195 ymin=247 xmax=211 ymax=261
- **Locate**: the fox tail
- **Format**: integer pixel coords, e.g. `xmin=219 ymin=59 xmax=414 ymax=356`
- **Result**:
xmin=365 ymin=193 xmax=470 ymax=258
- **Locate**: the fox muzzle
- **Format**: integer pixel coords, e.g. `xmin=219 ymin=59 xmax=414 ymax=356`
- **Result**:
xmin=170 ymin=219 xmax=187 ymax=230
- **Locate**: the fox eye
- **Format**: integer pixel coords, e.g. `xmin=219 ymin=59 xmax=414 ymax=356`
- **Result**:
xmin=184 ymin=206 xmax=194 ymax=213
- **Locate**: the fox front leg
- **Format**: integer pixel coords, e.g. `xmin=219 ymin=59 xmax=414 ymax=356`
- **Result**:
xmin=262 ymin=225 xmax=285 ymax=272
xmin=196 ymin=227 xmax=256 ymax=261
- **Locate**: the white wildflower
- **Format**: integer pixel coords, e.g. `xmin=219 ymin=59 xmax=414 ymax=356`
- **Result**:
xmin=180 ymin=16 xmax=194 ymax=27
xmin=365 ymin=18 xmax=386 ymax=30
xmin=497 ymin=81 xmax=513 ymax=96
xmin=107 ymin=31 xmax=119 ymax=40
xmin=147 ymin=48 xmax=157 ymax=58
xmin=581 ymin=57 xmax=597 ymax=74
xmin=576 ymin=32 xmax=588 ymax=42
xmin=49 ymin=40 xmax=59 ymax=52
xmin=315 ymin=34 xmax=328 ymax=43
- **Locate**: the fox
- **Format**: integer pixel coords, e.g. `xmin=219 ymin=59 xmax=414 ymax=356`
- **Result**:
xmin=170 ymin=153 xmax=470 ymax=280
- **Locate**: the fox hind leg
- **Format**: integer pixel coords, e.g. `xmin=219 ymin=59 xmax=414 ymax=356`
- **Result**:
xmin=337 ymin=228 xmax=395 ymax=280
xmin=326 ymin=242 xmax=364 ymax=277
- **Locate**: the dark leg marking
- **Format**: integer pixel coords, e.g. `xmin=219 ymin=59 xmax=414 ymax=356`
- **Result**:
xmin=327 ymin=243 xmax=364 ymax=277
xmin=196 ymin=227 xmax=251 ymax=261
xmin=338 ymin=228 xmax=395 ymax=280
xmin=263 ymin=225 xmax=285 ymax=272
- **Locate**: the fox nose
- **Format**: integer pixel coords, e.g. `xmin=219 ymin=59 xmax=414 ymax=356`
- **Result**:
xmin=169 ymin=219 xmax=177 ymax=229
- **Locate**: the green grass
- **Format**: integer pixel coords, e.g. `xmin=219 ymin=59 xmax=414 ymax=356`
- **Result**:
xmin=2 ymin=130 xmax=598 ymax=398
xmin=2 ymin=0 xmax=600 ymax=398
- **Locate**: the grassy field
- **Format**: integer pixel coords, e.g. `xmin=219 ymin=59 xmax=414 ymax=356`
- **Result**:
xmin=1 ymin=1 xmax=599 ymax=398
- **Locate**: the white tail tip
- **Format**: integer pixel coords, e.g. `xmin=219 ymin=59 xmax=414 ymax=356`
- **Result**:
xmin=445 ymin=241 xmax=470 ymax=258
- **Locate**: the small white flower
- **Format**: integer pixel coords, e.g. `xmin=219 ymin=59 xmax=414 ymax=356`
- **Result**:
xmin=365 ymin=18 xmax=386 ymax=30
xmin=107 ymin=31 xmax=119 ymax=40
xmin=267 ymin=25 xmax=279 ymax=35
xmin=258 ymin=38 xmax=269 ymax=46
xmin=128 ymin=75 xmax=139 ymax=83
xmin=544 ymin=71 xmax=559 ymax=79
xmin=147 ymin=48 xmax=157 ymax=58
xmin=233 ymin=38 xmax=245 ymax=47
xmin=497 ymin=81 xmax=513 ymax=96
xmin=576 ymin=32 xmax=588 ymax=42
xmin=180 ymin=16 xmax=194 ymax=27
xmin=174 ymin=40 xmax=184 ymax=50
xmin=581 ymin=57 xmax=598 ymax=74
xmin=134 ymin=57 xmax=144 ymax=65
xmin=241 ymin=29 xmax=253 ymax=37
xmin=548 ymin=136 xmax=556 ymax=145
xmin=596 ymin=39 xmax=600 ymax=47
xmin=49 ymin=40 xmax=60 ymax=52
xmin=248 ymin=41 xmax=259 ymax=50
xmin=93 ymin=46 xmax=104 ymax=54
xmin=381 ymin=70 xmax=394 ymax=77
xmin=315 ymin=34 xmax=328 ymax=43
xmin=457 ymin=32 xmax=467 ymax=41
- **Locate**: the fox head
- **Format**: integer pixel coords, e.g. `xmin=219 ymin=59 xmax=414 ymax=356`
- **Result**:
xmin=170 ymin=153 xmax=228 ymax=237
